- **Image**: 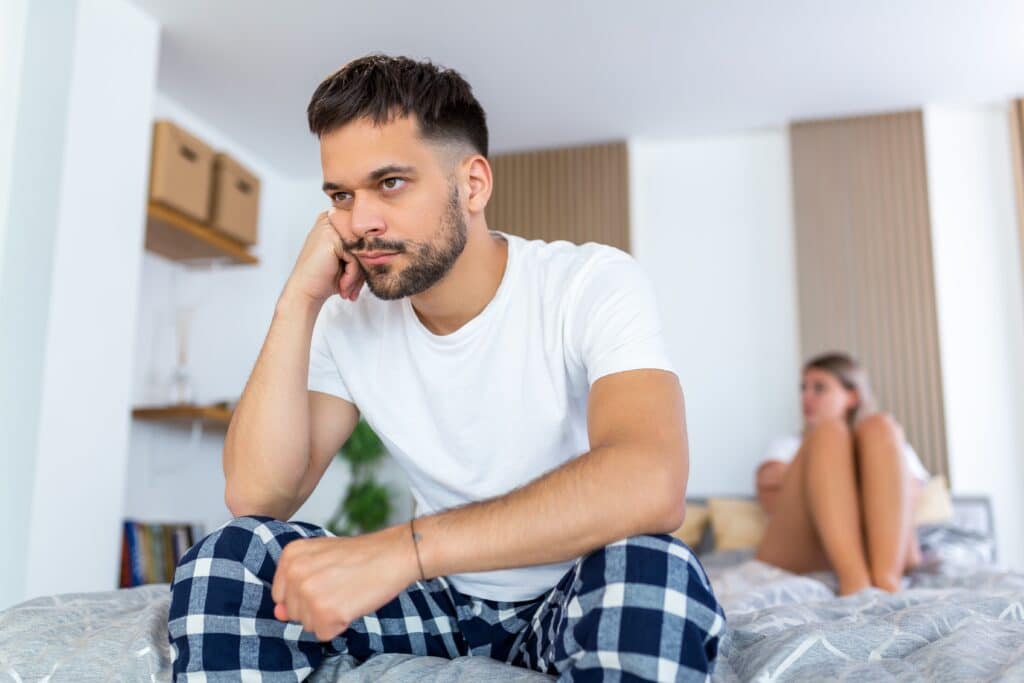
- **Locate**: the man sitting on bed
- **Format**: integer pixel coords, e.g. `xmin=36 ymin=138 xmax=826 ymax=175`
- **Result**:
xmin=167 ymin=54 xmax=724 ymax=681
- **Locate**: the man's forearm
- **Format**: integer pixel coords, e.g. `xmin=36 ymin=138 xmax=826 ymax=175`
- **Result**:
xmin=411 ymin=442 xmax=686 ymax=581
xmin=223 ymin=289 xmax=322 ymax=515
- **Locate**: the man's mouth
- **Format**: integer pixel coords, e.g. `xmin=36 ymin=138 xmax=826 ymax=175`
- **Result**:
xmin=357 ymin=251 xmax=400 ymax=265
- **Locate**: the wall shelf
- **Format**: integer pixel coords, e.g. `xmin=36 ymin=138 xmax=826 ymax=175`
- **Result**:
xmin=132 ymin=403 xmax=234 ymax=429
xmin=144 ymin=201 xmax=259 ymax=265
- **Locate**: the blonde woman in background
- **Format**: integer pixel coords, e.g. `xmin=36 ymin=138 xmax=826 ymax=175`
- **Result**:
xmin=755 ymin=352 xmax=930 ymax=595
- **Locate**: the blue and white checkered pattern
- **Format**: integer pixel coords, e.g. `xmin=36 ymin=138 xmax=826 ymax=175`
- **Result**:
xmin=168 ymin=516 xmax=725 ymax=681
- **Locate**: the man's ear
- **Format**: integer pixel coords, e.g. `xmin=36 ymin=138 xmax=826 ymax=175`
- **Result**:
xmin=462 ymin=155 xmax=492 ymax=215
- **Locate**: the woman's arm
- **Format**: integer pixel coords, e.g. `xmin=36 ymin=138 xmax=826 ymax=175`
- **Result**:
xmin=756 ymin=459 xmax=789 ymax=515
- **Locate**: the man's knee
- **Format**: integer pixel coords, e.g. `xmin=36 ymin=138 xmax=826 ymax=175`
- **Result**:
xmin=579 ymin=534 xmax=716 ymax=600
xmin=580 ymin=531 xmax=694 ymax=561
xmin=576 ymin=534 xmax=726 ymax=668
xmin=173 ymin=515 xmax=326 ymax=582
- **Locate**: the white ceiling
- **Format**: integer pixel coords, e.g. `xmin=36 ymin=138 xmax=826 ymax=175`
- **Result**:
xmin=131 ymin=0 xmax=1024 ymax=178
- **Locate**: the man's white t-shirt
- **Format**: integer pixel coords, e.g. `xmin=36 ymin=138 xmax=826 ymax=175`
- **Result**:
xmin=307 ymin=230 xmax=676 ymax=601
xmin=762 ymin=433 xmax=930 ymax=482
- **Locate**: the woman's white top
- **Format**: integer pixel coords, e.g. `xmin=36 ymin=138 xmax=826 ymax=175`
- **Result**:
xmin=762 ymin=432 xmax=930 ymax=482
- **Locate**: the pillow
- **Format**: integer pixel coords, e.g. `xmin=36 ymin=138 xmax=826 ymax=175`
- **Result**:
xmin=917 ymin=522 xmax=996 ymax=567
xmin=697 ymin=478 xmax=949 ymax=553
xmin=707 ymin=498 xmax=767 ymax=551
xmin=669 ymin=504 xmax=709 ymax=548
xmin=913 ymin=474 xmax=954 ymax=525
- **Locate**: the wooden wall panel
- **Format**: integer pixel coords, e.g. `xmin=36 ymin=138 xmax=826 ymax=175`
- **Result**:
xmin=790 ymin=111 xmax=949 ymax=479
xmin=485 ymin=141 xmax=630 ymax=252
xmin=1009 ymin=100 xmax=1024 ymax=296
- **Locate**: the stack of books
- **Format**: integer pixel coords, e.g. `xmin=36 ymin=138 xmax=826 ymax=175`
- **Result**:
xmin=119 ymin=520 xmax=205 ymax=587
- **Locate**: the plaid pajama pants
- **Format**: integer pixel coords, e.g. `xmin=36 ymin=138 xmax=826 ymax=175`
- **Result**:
xmin=168 ymin=515 xmax=725 ymax=682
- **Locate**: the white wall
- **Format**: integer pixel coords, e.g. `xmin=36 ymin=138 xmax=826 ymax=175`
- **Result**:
xmin=18 ymin=0 xmax=161 ymax=603
xmin=0 ymin=0 xmax=27 ymax=272
xmin=122 ymin=94 xmax=413 ymax=541
xmin=629 ymin=131 xmax=802 ymax=496
xmin=0 ymin=0 xmax=29 ymax=610
xmin=0 ymin=0 xmax=79 ymax=611
xmin=924 ymin=104 xmax=1024 ymax=570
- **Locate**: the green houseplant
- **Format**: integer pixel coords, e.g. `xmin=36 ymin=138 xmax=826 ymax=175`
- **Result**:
xmin=326 ymin=419 xmax=395 ymax=536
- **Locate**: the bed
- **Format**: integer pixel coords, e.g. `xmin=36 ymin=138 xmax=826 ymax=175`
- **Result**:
xmin=3 ymin=497 xmax=1021 ymax=682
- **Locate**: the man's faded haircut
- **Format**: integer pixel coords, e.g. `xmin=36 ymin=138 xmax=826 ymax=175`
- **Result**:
xmin=306 ymin=54 xmax=489 ymax=158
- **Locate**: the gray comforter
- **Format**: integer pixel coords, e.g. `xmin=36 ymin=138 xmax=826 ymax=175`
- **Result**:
xmin=3 ymin=557 xmax=1023 ymax=681
xmin=705 ymin=558 xmax=1024 ymax=681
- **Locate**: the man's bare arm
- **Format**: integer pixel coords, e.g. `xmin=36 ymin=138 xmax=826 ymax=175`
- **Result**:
xmin=223 ymin=211 xmax=364 ymax=519
xmin=411 ymin=369 xmax=688 ymax=579
xmin=223 ymin=292 xmax=318 ymax=518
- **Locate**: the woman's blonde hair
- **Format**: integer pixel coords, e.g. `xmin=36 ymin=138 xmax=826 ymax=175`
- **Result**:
xmin=804 ymin=352 xmax=877 ymax=425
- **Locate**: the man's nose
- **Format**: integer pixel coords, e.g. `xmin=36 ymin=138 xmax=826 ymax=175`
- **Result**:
xmin=350 ymin=194 xmax=386 ymax=241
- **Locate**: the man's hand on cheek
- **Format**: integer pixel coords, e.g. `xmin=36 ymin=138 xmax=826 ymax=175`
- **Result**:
xmin=329 ymin=211 xmax=368 ymax=302
xmin=270 ymin=525 xmax=419 ymax=641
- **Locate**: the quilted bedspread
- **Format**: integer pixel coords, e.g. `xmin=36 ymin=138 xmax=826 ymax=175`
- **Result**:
xmin=3 ymin=553 xmax=1023 ymax=681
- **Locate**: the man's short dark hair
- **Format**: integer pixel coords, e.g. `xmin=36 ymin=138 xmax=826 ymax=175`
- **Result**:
xmin=307 ymin=55 xmax=488 ymax=158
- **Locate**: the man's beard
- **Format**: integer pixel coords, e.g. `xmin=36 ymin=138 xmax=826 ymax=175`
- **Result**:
xmin=347 ymin=183 xmax=468 ymax=301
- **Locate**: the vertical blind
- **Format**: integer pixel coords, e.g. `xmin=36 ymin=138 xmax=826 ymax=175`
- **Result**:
xmin=790 ymin=111 xmax=949 ymax=479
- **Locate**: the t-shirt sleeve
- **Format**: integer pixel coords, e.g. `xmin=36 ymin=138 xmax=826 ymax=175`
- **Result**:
xmin=762 ymin=435 xmax=800 ymax=466
xmin=903 ymin=443 xmax=931 ymax=482
xmin=307 ymin=310 xmax=353 ymax=402
xmin=566 ymin=250 xmax=676 ymax=386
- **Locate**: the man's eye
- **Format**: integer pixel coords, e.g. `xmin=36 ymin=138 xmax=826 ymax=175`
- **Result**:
xmin=381 ymin=177 xmax=405 ymax=191
xmin=331 ymin=192 xmax=351 ymax=203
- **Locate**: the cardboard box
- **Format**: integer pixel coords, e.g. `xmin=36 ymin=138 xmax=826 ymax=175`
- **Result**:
xmin=209 ymin=152 xmax=260 ymax=245
xmin=148 ymin=120 xmax=215 ymax=222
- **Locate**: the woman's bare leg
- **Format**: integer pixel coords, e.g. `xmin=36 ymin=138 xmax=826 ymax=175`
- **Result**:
xmin=905 ymin=526 xmax=922 ymax=570
xmin=757 ymin=419 xmax=871 ymax=595
xmin=854 ymin=413 xmax=916 ymax=591
xmin=755 ymin=446 xmax=829 ymax=575
xmin=802 ymin=419 xmax=872 ymax=594
xmin=905 ymin=478 xmax=925 ymax=570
